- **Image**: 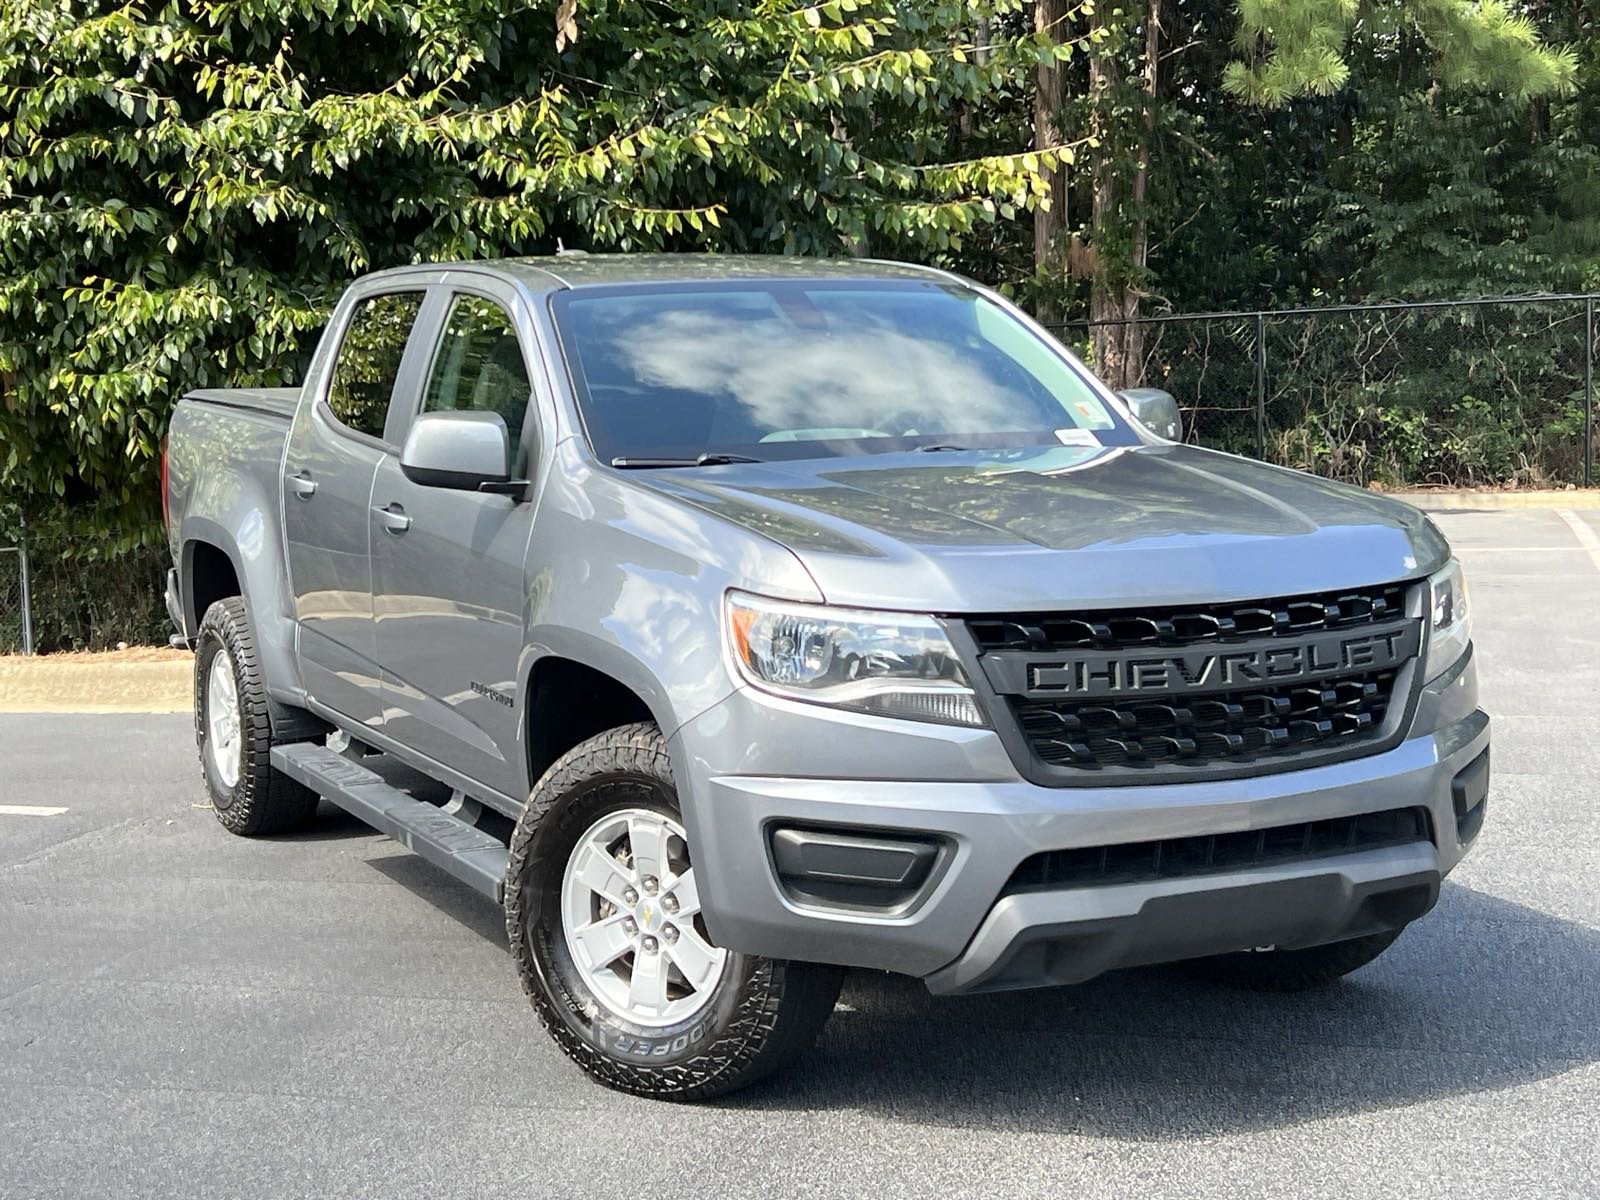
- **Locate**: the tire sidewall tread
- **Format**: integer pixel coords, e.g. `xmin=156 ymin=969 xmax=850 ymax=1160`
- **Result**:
xmin=194 ymin=596 xmax=318 ymax=837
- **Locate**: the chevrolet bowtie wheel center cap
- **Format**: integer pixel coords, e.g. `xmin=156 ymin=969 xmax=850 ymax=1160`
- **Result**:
xmin=560 ymin=808 xmax=729 ymax=1027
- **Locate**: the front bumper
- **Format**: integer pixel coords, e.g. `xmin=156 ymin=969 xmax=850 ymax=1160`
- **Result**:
xmin=923 ymin=841 xmax=1439 ymax=993
xmin=669 ymin=649 xmax=1488 ymax=992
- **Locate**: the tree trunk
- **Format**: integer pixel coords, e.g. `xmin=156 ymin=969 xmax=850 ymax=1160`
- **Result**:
xmin=1032 ymin=0 xmax=1070 ymax=318
xmin=1089 ymin=0 xmax=1160 ymax=390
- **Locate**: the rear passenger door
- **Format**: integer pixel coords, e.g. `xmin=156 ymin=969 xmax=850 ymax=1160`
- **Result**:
xmin=283 ymin=286 xmax=430 ymax=729
xmin=370 ymin=280 xmax=540 ymax=800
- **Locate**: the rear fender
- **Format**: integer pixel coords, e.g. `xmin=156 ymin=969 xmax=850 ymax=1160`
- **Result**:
xmin=168 ymin=397 xmax=310 ymax=730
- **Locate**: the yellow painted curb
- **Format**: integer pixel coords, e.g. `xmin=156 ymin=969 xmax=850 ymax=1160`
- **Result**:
xmin=0 ymin=655 xmax=193 ymax=714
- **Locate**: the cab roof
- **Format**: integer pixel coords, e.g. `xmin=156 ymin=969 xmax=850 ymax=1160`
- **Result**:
xmin=378 ymin=253 xmax=955 ymax=294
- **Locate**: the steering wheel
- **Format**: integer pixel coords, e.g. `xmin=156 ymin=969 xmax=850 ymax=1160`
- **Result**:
xmin=873 ymin=407 xmax=939 ymax=437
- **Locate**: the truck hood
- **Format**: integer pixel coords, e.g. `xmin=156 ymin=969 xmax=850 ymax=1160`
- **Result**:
xmin=632 ymin=444 xmax=1448 ymax=611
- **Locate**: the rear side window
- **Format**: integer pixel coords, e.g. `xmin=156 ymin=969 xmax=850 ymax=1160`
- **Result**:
xmin=326 ymin=291 xmax=425 ymax=440
xmin=421 ymin=295 xmax=531 ymax=456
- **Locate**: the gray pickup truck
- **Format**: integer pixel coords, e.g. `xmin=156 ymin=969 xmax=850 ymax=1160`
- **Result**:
xmin=163 ymin=254 xmax=1489 ymax=1100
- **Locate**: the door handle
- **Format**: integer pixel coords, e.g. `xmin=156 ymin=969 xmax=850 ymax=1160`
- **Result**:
xmin=290 ymin=472 xmax=317 ymax=499
xmin=374 ymin=503 xmax=411 ymax=535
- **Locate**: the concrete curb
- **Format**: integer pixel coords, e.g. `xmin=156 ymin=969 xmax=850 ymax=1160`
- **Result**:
xmin=0 ymin=656 xmax=192 ymax=714
xmin=1385 ymin=490 xmax=1600 ymax=510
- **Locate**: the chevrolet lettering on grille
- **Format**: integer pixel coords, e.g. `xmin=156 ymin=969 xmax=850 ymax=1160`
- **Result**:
xmin=980 ymin=619 xmax=1423 ymax=699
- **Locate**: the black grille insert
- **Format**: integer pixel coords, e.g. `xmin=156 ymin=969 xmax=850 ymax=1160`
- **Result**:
xmin=1015 ymin=669 xmax=1397 ymax=768
xmin=967 ymin=582 xmax=1417 ymax=774
xmin=1004 ymin=807 xmax=1432 ymax=895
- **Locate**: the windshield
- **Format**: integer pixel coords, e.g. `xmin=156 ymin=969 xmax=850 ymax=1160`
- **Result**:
xmin=549 ymin=280 xmax=1135 ymax=464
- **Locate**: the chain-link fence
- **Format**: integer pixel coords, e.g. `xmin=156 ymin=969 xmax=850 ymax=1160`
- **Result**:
xmin=1051 ymin=294 xmax=1598 ymax=488
xmin=0 ymin=542 xmax=33 ymax=654
xmin=0 ymin=527 xmax=169 ymax=655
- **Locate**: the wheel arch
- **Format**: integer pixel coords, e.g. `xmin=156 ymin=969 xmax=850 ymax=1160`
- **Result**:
xmin=519 ymin=645 xmax=667 ymax=788
xmin=182 ymin=536 xmax=242 ymax=633
xmin=180 ymin=515 xmax=317 ymax=739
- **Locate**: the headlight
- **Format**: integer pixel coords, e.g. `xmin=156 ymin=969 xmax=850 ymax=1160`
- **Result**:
xmin=725 ymin=592 xmax=988 ymax=728
xmin=1425 ymin=558 xmax=1471 ymax=681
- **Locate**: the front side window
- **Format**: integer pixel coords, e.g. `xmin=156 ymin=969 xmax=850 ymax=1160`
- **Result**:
xmin=326 ymin=291 xmax=425 ymax=440
xmin=420 ymin=295 xmax=532 ymax=456
xmin=550 ymin=280 xmax=1132 ymax=465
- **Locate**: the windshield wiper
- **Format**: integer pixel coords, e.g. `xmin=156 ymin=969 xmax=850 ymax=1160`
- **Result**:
xmin=609 ymin=452 xmax=765 ymax=469
xmin=914 ymin=443 xmax=970 ymax=453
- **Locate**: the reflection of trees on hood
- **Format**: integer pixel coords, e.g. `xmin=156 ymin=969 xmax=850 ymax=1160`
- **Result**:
xmin=740 ymin=454 xmax=1296 ymax=552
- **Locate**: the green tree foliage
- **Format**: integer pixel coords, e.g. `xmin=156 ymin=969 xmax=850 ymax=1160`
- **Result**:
xmin=0 ymin=0 xmax=1594 ymax=649
xmin=1142 ymin=0 xmax=1598 ymax=310
xmin=1078 ymin=3 xmax=1598 ymax=491
xmin=1300 ymin=3 xmax=1599 ymax=300
xmin=1226 ymin=0 xmax=1576 ymax=104
xmin=0 ymin=0 xmax=1088 ymax=536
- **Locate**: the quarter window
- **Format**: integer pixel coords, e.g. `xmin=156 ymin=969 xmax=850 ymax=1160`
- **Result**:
xmin=421 ymin=295 xmax=532 ymax=457
xmin=326 ymin=291 xmax=425 ymax=440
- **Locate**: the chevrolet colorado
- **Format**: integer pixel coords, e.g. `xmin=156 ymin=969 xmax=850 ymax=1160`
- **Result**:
xmin=163 ymin=255 xmax=1489 ymax=1100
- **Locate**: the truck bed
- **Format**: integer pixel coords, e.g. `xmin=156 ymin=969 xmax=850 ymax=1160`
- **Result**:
xmin=165 ymin=387 xmax=301 ymax=623
xmin=182 ymin=386 xmax=302 ymax=421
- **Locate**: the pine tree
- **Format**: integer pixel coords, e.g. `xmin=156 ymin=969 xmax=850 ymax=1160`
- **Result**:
xmin=1032 ymin=0 xmax=1577 ymax=386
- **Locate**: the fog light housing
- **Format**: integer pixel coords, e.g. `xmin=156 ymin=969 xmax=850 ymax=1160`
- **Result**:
xmin=768 ymin=824 xmax=947 ymax=914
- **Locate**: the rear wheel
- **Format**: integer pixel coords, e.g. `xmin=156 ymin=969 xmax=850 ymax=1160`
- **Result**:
xmin=505 ymin=723 xmax=842 ymax=1101
xmin=194 ymin=597 xmax=319 ymax=837
xmin=1185 ymin=928 xmax=1405 ymax=991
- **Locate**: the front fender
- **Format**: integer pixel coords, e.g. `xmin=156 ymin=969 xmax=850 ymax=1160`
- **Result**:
xmin=515 ymin=445 xmax=824 ymax=799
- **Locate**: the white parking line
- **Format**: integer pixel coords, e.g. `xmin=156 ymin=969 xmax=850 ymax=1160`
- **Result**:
xmin=1557 ymin=509 xmax=1600 ymax=572
xmin=0 ymin=805 xmax=69 ymax=817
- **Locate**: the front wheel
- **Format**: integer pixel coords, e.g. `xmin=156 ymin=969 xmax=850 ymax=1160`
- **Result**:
xmin=505 ymin=723 xmax=841 ymax=1101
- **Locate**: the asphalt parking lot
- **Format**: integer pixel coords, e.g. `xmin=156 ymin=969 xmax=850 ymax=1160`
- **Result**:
xmin=2 ymin=506 xmax=1598 ymax=1199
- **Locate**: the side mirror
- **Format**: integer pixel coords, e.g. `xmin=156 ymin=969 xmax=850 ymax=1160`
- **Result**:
xmin=1117 ymin=387 xmax=1183 ymax=443
xmin=399 ymin=411 xmax=524 ymax=495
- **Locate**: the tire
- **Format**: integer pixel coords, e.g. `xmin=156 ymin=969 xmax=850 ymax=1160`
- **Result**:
xmin=505 ymin=722 xmax=842 ymax=1101
xmin=1184 ymin=927 xmax=1405 ymax=991
xmin=194 ymin=596 xmax=320 ymax=837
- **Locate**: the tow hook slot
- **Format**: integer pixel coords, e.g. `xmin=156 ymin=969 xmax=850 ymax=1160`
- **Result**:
xmin=1451 ymin=748 xmax=1490 ymax=844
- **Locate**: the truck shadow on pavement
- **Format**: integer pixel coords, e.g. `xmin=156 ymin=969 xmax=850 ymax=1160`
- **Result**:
xmin=366 ymin=852 xmax=512 ymax=946
xmin=341 ymin=835 xmax=1598 ymax=1136
xmin=729 ymin=882 xmax=1600 ymax=1137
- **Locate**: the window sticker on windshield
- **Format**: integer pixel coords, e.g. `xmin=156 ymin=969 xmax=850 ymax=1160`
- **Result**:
xmin=1054 ymin=428 xmax=1102 ymax=448
xmin=1071 ymin=399 xmax=1115 ymax=430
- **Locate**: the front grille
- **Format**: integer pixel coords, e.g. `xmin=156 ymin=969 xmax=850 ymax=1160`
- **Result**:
xmin=1015 ymin=670 xmax=1397 ymax=768
xmin=1003 ymin=807 xmax=1432 ymax=895
xmin=966 ymin=581 xmax=1418 ymax=776
xmin=968 ymin=582 xmax=1409 ymax=653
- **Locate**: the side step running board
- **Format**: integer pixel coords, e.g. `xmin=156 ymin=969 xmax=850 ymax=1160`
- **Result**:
xmin=271 ymin=743 xmax=508 ymax=903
